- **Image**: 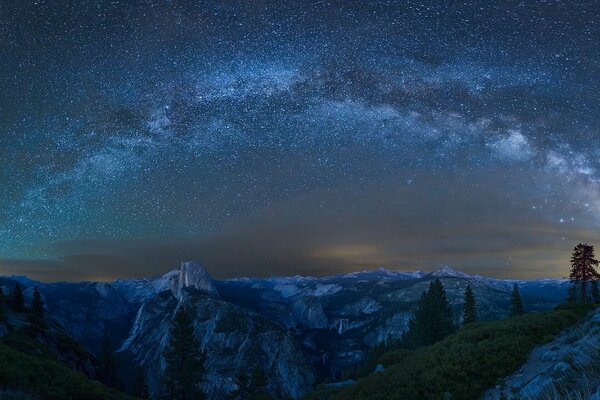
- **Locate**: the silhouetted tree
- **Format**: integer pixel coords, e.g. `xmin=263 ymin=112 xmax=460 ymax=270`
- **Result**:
xmin=29 ymin=286 xmax=47 ymax=330
xmin=570 ymin=243 xmax=600 ymax=302
xmin=10 ymin=282 xmax=24 ymax=312
xmin=161 ymin=306 xmax=206 ymax=400
xmin=402 ymin=278 xmax=454 ymax=349
xmin=99 ymin=327 xmax=119 ymax=388
xmin=462 ymin=285 xmax=477 ymax=325
xmin=133 ymin=366 xmax=150 ymax=399
xmin=510 ymin=283 xmax=524 ymax=316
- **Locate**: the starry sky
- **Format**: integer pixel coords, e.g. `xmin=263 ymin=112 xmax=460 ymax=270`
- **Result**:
xmin=1 ymin=1 xmax=599 ymax=281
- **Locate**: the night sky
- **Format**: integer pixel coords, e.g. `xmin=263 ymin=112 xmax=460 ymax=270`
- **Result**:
xmin=1 ymin=1 xmax=599 ymax=281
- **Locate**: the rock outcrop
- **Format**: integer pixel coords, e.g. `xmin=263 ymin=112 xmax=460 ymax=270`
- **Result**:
xmin=120 ymin=287 xmax=314 ymax=399
xmin=169 ymin=261 xmax=218 ymax=299
xmin=482 ymin=308 xmax=600 ymax=400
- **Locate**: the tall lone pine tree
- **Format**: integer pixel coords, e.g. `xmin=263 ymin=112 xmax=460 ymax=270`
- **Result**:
xmin=569 ymin=243 xmax=600 ymax=303
xmin=510 ymin=283 xmax=524 ymax=316
xmin=402 ymin=278 xmax=454 ymax=349
xmin=462 ymin=285 xmax=477 ymax=325
xmin=161 ymin=306 xmax=206 ymax=400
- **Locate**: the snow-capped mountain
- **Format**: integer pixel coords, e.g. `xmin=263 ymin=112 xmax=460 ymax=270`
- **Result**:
xmin=0 ymin=263 xmax=571 ymax=399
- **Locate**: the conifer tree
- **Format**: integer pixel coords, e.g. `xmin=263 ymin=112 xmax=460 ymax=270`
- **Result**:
xmin=30 ymin=286 xmax=47 ymax=330
xmin=402 ymin=278 xmax=454 ymax=349
xmin=133 ymin=366 xmax=150 ymax=399
xmin=462 ymin=285 xmax=477 ymax=325
xmin=161 ymin=306 xmax=206 ymax=400
xmin=570 ymin=243 xmax=600 ymax=302
xmin=99 ymin=328 xmax=119 ymax=388
xmin=510 ymin=283 xmax=524 ymax=316
xmin=10 ymin=282 xmax=24 ymax=312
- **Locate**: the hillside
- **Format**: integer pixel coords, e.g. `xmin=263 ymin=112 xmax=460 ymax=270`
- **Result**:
xmin=0 ymin=299 xmax=136 ymax=400
xmin=0 ymin=339 xmax=135 ymax=400
xmin=305 ymin=303 xmax=594 ymax=400
xmin=483 ymin=306 xmax=600 ymax=399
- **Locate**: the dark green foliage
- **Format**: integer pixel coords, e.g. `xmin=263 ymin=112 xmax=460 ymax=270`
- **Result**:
xmin=29 ymin=286 xmax=47 ymax=331
xmin=132 ymin=367 xmax=149 ymax=399
xmin=0 ymin=341 xmax=135 ymax=400
xmin=402 ymin=278 xmax=454 ymax=349
xmin=2 ymin=331 xmax=54 ymax=359
xmin=570 ymin=243 xmax=600 ymax=302
xmin=10 ymin=282 xmax=24 ymax=313
xmin=592 ymin=280 xmax=600 ymax=304
xmin=462 ymin=285 xmax=477 ymax=325
xmin=0 ymin=389 xmax=37 ymax=399
xmin=161 ymin=306 xmax=206 ymax=400
xmin=98 ymin=328 xmax=119 ymax=388
xmin=510 ymin=283 xmax=524 ymax=316
xmin=55 ymin=332 xmax=90 ymax=361
xmin=333 ymin=303 xmax=593 ymax=400
xmin=341 ymin=341 xmax=390 ymax=381
xmin=301 ymin=386 xmax=340 ymax=400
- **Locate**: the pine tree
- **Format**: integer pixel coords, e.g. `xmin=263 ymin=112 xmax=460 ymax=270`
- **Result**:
xmin=592 ymin=280 xmax=600 ymax=305
xmin=510 ymin=283 xmax=524 ymax=316
xmin=402 ymin=278 xmax=454 ymax=349
xmin=570 ymin=243 xmax=600 ymax=302
xmin=161 ymin=306 xmax=206 ymax=400
xmin=133 ymin=366 xmax=150 ymax=399
xmin=462 ymin=285 xmax=477 ymax=325
xmin=98 ymin=328 xmax=119 ymax=388
xmin=30 ymin=286 xmax=47 ymax=330
xmin=10 ymin=282 xmax=24 ymax=312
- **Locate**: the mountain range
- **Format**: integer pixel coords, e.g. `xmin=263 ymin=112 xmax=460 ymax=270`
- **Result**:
xmin=0 ymin=262 xmax=571 ymax=399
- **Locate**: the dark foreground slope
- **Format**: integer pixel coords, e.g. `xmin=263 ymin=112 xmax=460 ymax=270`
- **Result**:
xmin=307 ymin=303 xmax=594 ymax=400
xmin=0 ymin=340 xmax=136 ymax=400
xmin=0 ymin=309 xmax=135 ymax=400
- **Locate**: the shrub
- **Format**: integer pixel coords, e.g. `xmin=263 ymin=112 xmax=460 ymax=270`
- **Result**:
xmin=333 ymin=303 xmax=594 ymax=400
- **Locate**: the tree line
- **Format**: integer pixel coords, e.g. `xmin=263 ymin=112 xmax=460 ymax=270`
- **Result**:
xmin=0 ymin=282 xmax=47 ymax=332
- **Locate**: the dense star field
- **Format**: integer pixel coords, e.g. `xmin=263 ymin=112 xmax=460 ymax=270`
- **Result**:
xmin=0 ymin=1 xmax=598 ymax=280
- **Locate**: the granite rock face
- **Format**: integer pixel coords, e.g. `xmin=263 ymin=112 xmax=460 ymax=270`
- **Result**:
xmin=482 ymin=308 xmax=600 ymax=400
xmin=119 ymin=287 xmax=314 ymax=399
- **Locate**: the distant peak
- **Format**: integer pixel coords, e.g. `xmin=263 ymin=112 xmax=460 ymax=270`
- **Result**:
xmin=431 ymin=266 xmax=472 ymax=279
xmin=169 ymin=261 xmax=218 ymax=299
